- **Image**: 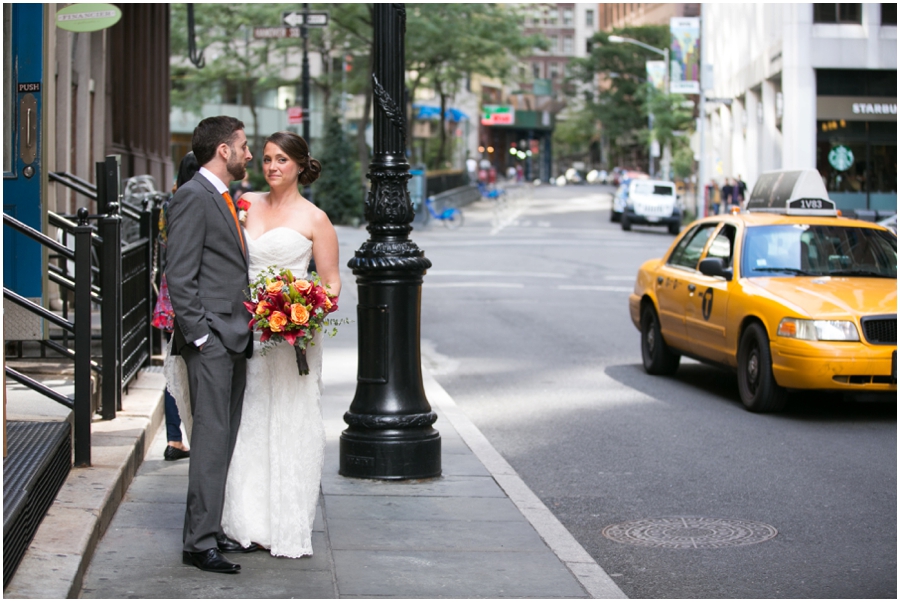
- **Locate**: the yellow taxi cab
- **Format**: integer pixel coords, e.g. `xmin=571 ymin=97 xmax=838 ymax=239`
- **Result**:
xmin=628 ymin=169 xmax=897 ymax=412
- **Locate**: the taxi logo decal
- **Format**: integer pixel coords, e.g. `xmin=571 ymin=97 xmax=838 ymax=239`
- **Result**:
xmin=701 ymin=287 xmax=714 ymax=320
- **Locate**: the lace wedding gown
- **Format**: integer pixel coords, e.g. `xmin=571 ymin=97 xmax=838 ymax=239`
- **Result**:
xmin=165 ymin=227 xmax=326 ymax=558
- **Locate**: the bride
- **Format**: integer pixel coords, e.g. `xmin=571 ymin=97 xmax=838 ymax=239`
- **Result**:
xmin=168 ymin=131 xmax=341 ymax=558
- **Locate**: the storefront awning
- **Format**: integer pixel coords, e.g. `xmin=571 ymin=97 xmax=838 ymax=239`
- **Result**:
xmin=413 ymin=104 xmax=468 ymax=122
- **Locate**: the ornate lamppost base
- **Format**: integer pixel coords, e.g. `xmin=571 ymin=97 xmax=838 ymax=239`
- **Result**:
xmin=340 ymin=427 xmax=441 ymax=479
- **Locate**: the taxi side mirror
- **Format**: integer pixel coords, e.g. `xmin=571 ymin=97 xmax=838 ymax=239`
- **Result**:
xmin=699 ymin=257 xmax=733 ymax=281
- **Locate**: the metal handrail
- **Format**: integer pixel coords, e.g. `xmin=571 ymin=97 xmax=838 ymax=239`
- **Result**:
xmin=4 ymin=367 xmax=74 ymax=409
xmin=2 ymin=288 xmax=75 ymax=333
xmin=49 ymin=171 xmax=97 ymax=200
xmin=4 ymin=213 xmax=74 ymax=259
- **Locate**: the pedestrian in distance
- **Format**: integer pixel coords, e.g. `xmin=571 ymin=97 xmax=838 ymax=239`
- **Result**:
xmin=151 ymin=151 xmax=201 ymax=461
xmin=165 ymin=116 xmax=255 ymax=574
xmin=735 ymin=174 xmax=748 ymax=207
xmin=229 ymin=173 xmax=253 ymax=201
xmin=721 ymin=178 xmax=735 ymax=211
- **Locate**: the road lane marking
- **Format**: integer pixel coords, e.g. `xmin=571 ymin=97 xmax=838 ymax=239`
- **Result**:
xmin=559 ymin=285 xmax=633 ymax=292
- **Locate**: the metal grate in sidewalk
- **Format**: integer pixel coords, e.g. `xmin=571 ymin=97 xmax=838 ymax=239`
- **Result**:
xmin=3 ymin=421 xmax=71 ymax=588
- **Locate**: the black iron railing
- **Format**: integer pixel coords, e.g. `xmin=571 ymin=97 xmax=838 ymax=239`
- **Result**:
xmin=2 ymin=210 xmax=95 ymax=466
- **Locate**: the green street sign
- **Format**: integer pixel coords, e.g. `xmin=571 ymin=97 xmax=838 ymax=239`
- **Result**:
xmin=828 ymin=145 xmax=854 ymax=172
xmin=56 ymin=4 xmax=122 ymax=33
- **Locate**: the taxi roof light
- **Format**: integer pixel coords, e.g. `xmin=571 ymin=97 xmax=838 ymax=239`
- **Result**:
xmin=745 ymin=169 xmax=839 ymax=217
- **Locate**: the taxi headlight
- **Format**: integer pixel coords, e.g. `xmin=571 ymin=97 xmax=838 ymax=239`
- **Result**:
xmin=776 ymin=318 xmax=860 ymax=341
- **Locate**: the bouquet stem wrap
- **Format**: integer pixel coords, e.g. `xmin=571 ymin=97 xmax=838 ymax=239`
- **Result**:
xmin=294 ymin=344 xmax=309 ymax=376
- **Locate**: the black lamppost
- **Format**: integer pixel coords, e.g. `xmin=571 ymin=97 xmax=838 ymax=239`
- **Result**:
xmin=340 ymin=4 xmax=441 ymax=480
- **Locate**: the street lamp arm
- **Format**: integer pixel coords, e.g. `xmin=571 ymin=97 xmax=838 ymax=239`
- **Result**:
xmin=608 ymin=35 xmax=666 ymax=58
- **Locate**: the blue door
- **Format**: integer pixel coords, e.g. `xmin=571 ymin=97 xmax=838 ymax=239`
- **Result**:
xmin=3 ymin=4 xmax=44 ymax=300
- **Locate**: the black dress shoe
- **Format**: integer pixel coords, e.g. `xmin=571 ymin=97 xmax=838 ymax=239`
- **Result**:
xmin=182 ymin=549 xmax=240 ymax=573
xmin=164 ymin=445 xmax=190 ymax=461
xmin=216 ymin=535 xmax=260 ymax=554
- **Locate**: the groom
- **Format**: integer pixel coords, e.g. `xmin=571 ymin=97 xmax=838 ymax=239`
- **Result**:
xmin=166 ymin=116 xmax=257 ymax=573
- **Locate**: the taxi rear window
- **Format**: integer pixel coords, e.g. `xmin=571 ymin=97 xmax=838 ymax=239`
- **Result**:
xmin=741 ymin=225 xmax=897 ymax=278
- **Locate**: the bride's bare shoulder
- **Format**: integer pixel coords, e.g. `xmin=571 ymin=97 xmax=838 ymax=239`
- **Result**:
xmin=241 ymin=191 xmax=266 ymax=204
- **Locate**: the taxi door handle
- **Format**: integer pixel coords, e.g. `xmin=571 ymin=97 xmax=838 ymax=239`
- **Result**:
xmin=687 ymin=284 xmax=696 ymax=292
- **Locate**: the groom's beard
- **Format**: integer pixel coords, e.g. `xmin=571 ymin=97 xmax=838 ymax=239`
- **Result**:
xmin=227 ymin=152 xmax=247 ymax=181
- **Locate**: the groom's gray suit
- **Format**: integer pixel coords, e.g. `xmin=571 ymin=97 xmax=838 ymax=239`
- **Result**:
xmin=166 ymin=171 xmax=252 ymax=553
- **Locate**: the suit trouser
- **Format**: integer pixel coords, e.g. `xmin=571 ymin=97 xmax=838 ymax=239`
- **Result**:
xmin=180 ymin=331 xmax=247 ymax=552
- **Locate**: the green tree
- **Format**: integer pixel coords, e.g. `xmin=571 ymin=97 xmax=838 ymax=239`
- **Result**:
xmin=170 ymin=3 xmax=305 ymax=168
xmin=405 ymin=4 xmax=546 ymax=169
xmin=312 ymin=3 xmax=374 ymax=192
xmin=553 ymin=106 xmax=600 ymax=168
xmin=568 ymin=25 xmax=671 ymax=169
xmin=312 ymin=115 xmax=364 ymax=225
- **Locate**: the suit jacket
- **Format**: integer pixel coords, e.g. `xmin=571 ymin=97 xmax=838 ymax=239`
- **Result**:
xmin=166 ymin=172 xmax=252 ymax=357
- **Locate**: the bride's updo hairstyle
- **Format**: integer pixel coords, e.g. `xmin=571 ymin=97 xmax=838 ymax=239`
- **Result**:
xmin=265 ymin=131 xmax=322 ymax=187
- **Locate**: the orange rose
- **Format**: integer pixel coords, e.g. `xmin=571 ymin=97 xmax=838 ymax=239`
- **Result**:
xmin=269 ymin=311 xmax=288 ymax=332
xmin=255 ymin=300 xmax=271 ymax=315
xmin=266 ymin=280 xmax=284 ymax=295
xmin=293 ymin=279 xmax=312 ymax=294
xmin=324 ymin=296 xmax=333 ymax=311
xmin=290 ymin=303 xmax=309 ymax=325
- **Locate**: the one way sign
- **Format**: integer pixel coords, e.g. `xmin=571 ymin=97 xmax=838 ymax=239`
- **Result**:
xmin=282 ymin=11 xmax=329 ymax=27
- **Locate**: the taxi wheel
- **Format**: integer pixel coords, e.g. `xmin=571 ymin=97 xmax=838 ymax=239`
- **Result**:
xmin=641 ymin=305 xmax=680 ymax=375
xmin=737 ymin=323 xmax=787 ymax=412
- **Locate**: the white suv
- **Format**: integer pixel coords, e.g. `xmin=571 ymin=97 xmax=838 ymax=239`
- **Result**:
xmin=621 ymin=179 xmax=682 ymax=235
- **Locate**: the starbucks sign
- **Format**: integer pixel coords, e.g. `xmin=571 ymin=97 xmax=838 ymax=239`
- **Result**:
xmin=828 ymin=145 xmax=854 ymax=171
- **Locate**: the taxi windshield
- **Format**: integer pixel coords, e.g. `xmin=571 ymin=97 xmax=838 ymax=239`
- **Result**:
xmin=741 ymin=224 xmax=897 ymax=278
xmin=633 ymin=182 xmax=674 ymax=196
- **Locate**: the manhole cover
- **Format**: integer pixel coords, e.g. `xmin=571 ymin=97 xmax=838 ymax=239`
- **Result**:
xmin=602 ymin=517 xmax=777 ymax=549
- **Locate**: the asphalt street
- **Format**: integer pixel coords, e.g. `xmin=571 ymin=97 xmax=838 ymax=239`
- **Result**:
xmin=403 ymin=183 xmax=897 ymax=599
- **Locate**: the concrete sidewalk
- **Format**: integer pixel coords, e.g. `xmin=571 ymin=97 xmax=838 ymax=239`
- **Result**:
xmin=73 ymin=316 xmax=625 ymax=598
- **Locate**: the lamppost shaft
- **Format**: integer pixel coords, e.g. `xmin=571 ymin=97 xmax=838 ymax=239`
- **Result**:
xmin=340 ymin=3 xmax=440 ymax=480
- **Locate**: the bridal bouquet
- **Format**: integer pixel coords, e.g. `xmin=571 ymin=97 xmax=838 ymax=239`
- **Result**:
xmin=244 ymin=266 xmax=341 ymax=375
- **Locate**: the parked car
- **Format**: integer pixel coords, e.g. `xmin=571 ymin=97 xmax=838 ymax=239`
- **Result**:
xmin=621 ymin=179 xmax=682 ymax=235
xmin=628 ymin=169 xmax=897 ymax=412
xmin=610 ymin=173 xmax=651 ymax=222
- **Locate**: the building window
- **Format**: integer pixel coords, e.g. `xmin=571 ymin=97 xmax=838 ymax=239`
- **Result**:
xmin=549 ymin=62 xmax=559 ymax=80
xmin=547 ymin=8 xmax=558 ymax=26
xmin=813 ymin=4 xmax=863 ymax=24
xmin=562 ymin=8 xmax=573 ymax=26
xmin=883 ymin=3 xmax=897 ymax=25
xmin=547 ymin=34 xmax=558 ymax=54
xmin=586 ymin=9 xmax=595 ymax=29
xmin=563 ymin=35 xmax=574 ymax=55
xmin=533 ymin=62 xmax=542 ymax=79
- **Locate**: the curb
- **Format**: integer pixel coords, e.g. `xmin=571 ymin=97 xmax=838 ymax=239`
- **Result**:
xmin=3 ymin=371 xmax=165 ymax=599
xmin=423 ymin=371 xmax=628 ymax=599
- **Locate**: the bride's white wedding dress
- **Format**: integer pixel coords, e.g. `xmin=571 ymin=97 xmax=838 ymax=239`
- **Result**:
xmin=165 ymin=227 xmax=326 ymax=558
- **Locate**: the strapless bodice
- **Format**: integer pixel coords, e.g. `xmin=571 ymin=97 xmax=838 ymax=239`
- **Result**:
xmin=245 ymin=227 xmax=313 ymax=280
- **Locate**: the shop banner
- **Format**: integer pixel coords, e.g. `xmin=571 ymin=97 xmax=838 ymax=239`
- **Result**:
xmin=482 ymin=105 xmax=515 ymax=126
xmin=646 ymin=61 xmax=667 ymax=92
xmin=670 ymin=17 xmax=700 ymax=94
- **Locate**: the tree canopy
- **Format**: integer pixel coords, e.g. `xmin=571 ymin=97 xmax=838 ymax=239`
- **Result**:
xmin=568 ymin=25 xmax=694 ymax=173
xmin=405 ymin=4 xmax=546 ymax=168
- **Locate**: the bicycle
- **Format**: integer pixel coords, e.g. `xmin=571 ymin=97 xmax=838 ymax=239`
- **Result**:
xmin=422 ymin=196 xmax=463 ymax=229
